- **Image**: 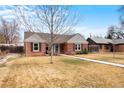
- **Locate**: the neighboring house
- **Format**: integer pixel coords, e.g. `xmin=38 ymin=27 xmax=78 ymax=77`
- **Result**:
xmin=87 ymin=37 xmax=124 ymax=52
xmin=15 ymin=42 xmax=24 ymax=47
xmin=0 ymin=42 xmax=24 ymax=47
xmin=114 ymin=39 xmax=124 ymax=52
xmin=0 ymin=44 xmax=16 ymax=47
xmin=24 ymin=32 xmax=88 ymax=56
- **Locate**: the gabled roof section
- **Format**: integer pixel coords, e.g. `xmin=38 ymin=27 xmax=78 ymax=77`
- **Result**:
xmin=24 ymin=34 xmax=46 ymax=42
xmin=114 ymin=39 xmax=124 ymax=44
xmin=67 ymin=33 xmax=88 ymax=44
xmin=88 ymin=37 xmax=113 ymax=44
xmin=24 ymin=32 xmax=87 ymax=44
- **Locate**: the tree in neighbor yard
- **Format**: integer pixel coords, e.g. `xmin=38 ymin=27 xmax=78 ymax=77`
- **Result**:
xmin=0 ymin=18 xmax=20 ymax=44
xmin=15 ymin=5 xmax=79 ymax=64
xmin=0 ymin=32 xmax=5 ymax=43
xmin=118 ymin=5 xmax=124 ymax=38
xmin=119 ymin=6 xmax=124 ymax=28
xmin=106 ymin=25 xmax=118 ymax=39
xmin=106 ymin=6 xmax=124 ymax=39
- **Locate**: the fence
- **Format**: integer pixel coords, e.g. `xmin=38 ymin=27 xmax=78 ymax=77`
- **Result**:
xmin=88 ymin=45 xmax=99 ymax=52
xmin=0 ymin=46 xmax=24 ymax=53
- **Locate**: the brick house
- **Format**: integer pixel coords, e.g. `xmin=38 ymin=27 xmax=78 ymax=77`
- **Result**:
xmin=87 ymin=37 xmax=124 ymax=52
xmin=114 ymin=39 xmax=124 ymax=52
xmin=24 ymin=32 xmax=88 ymax=56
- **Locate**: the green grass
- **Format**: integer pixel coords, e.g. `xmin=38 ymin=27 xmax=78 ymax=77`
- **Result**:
xmin=61 ymin=58 xmax=90 ymax=65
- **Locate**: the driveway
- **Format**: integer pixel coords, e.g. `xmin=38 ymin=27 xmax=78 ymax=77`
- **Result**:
xmin=0 ymin=53 xmax=20 ymax=64
xmin=61 ymin=54 xmax=124 ymax=68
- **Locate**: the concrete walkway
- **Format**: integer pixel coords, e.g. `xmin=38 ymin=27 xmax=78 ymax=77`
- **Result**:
xmin=0 ymin=53 xmax=20 ymax=64
xmin=61 ymin=54 xmax=124 ymax=68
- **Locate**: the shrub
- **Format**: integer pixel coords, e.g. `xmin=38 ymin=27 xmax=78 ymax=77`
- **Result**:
xmin=83 ymin=48 xmax=88 ymax=54
xmin=76 ymin=51 xmax=81 ymax=54
xmin=76 ymin=48 xmax=88 ymax=54
xmin=0 ymin=46 xmax=24 ymax=54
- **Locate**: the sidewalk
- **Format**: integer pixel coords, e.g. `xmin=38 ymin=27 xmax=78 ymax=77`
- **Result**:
xmin=61 ymin=54 xmax=124 ymax=68
xmin=0 ymin=53 xmax=20 ymax=64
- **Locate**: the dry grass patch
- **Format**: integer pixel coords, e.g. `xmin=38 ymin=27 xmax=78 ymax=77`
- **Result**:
xmin=0 ymin=56 xmax=124 ymax=88
xmin=76 ymin=52 xmax=124 ymax=64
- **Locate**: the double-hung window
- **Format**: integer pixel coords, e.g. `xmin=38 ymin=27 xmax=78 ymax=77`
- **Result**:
xmin=75 ymin=44 xmax=81 ymax=51
xmin=33 ymin=43 xmax=39 ymax=52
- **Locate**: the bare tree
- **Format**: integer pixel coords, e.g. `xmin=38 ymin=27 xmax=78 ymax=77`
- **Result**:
xmin=106 ymin=25 xmax=124 ymax=39
xmin=0 ymin=33 xmax=5 ymax=43
xmin=9 ymin=19 xmax=20 ymax=44
xmin=0 ymin=18 xmax=9 ymax=44
xmin=119 ymin=5 xmax=124 ymax=28
xmin=106 ymin=26 xmax=117 ymax=39
xmin=15 ymin=5 xmax=79 ymax=64
xmin=117 ymin=5 xmax=124 ymax=38
xmin=0 ymin=18 xmax=20 ymax=44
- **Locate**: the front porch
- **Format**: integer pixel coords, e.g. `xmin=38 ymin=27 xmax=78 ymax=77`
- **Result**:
xmin=53 ymin=43 xmax=67 ymax=55
xmin=46 ymin=43 xmax=75 ymax=55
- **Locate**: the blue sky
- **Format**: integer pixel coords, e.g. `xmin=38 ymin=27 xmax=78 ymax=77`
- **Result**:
xmin=70 ymin=5 xmax=120 ymax=38
xmin=0 ymin=5 xmax=121 ymax=39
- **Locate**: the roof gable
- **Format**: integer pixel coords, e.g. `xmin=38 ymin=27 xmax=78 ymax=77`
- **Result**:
xmin=24 ymin=32 xmax=88 ymax=44
xmin=24 ymin=34 xmax=45 ymax=42
xmin=88 ymin=37 xmax=113 ymax=44
xmin=67 ymin=33 xmax=88 ymax=44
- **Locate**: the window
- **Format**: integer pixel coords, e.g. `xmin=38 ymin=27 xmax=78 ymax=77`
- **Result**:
xmin=33 ymin=43 xmax=39 ymax=52
xmin=75 ymin=44 xmax=81 ymax=51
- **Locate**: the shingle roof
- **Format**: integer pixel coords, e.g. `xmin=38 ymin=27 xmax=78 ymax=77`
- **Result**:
xmin=114 ymin=39 xmax=124 ymax=44
xmin=24 ymin=32 xmax=87 ymax=43
xmin=88 ymin=37 xmax=113 ymax=44
xmin=25 ymin=34 xmax=46 ymax=42
xmin=88 ymin=37 xmax=124 ymax=44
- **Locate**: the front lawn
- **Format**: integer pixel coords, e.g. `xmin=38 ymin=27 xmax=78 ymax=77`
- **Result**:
xmin=62 ymin=58 xmax=90 ymax=65
xmin=76 ymin=52 xmax=124 ymax=64
xmin=0 ymin=56 xmax=124 ymax=88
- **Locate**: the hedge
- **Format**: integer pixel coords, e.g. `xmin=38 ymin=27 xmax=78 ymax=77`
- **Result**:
xmin=76 ymin=48 xmax=88 ymax=54
xmin=0 ymin=46 xmax=24 ymax=53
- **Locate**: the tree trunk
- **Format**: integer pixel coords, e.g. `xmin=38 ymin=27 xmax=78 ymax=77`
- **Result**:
xmin=50 ymin=45 xmax=53 ymax=64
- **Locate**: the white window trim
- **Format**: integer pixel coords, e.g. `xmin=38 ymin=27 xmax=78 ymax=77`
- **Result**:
xmin=75 ymin=43 xmax=81 ymax=51
xmin=33 ymin=42 xmax=39 ymax=52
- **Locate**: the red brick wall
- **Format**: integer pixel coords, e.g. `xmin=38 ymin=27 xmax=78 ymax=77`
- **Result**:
xmin=115 ymin=45 xmax=124 ymax=52
xmin=63 ymin=43 xmax=75 ymax=55
xmin=81 ymin=44 xmax=88 ymax=50
xmin=24 ymin=42 xmax=46 ymax=56
xmin=24 ymin=42 xmax=89 ymax=56
xmin=63 ymin=43 xmax=88 ymax=55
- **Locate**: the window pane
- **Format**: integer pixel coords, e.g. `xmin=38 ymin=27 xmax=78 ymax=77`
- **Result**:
xmin=78 ymin=44 xmax=80 ymax=50
xmin=75 ymin=44 xmax=77 ymax=50
xmin=33 ymin=43 xmax=39 ymax=51
xmin=34 ymin=46 xmax=38 ymax=50
xmin=75 ymin=44 xmax=81 ymax=51
xmin=34 ymin=44 xmax=38 ymax=46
